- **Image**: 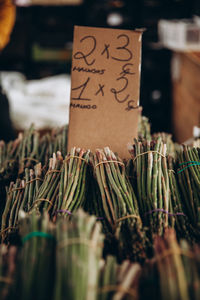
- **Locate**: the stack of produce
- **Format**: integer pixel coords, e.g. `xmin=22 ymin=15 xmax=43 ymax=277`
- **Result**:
xmin=0 ymin=117 xmax=199 ymax=300
xmin=0 ymin=124 xmax=68 ymax=182
xmin=0 ymin=147 xmax=91 ymax=242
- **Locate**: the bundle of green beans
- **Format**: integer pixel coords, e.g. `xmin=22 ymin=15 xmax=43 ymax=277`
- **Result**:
xmin=152 ymin=229 xmax=200 ymax=300
xmin=167 ymin=156 xmax=198 ymax=242
xmin=20 ymin=163 xmax=43 ymax=212
xmin=153 ymin=228 xmax=190 ymax=300
xmin=1 ymin=179 xmax=23 ymax=242
xmin=176 ymin=145 xmax=200 ymax=229
xmin=31 ymin=152 xmax=63 ymax=215
xmin=0 ymin=125 xmax=43 ymax=178
xmin=56 ymin=147 xmax=90 ymax=218
xmin=91 ymin=147 xmax=139 ymax=232
xmin=128 ymin=137 xmax=172 ymax=237
xmin=0 ymin=245 xmax=18 ymax=300
xmin=180 ymin=240 xmax=200 ymax=300
xmin=98 ymin=256 xmax=141 ymax=300
xmin=32 ymin=147 xmax=90 ymax=217
xmin=91 ymin=147 xmax=147 ymax=261
xmin=140 ymin=229 xmax=200 ymax=300
xmin=0 ymin=124 xmax=68 ymax=182
xmin=54 ymin=210 xmax=104 ymax=300
xmin=0 ymin=163 xmax=43 ymax=242
xmin=16 ymin=211 xmax=56 ymax=300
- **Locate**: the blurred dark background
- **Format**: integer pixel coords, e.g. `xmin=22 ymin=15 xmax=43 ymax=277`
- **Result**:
xmin=1 ymin=0 xmax=200 ymax=135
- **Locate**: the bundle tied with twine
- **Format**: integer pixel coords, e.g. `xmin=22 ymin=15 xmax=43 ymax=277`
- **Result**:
xmin=54 ymin=210 xmax=104 ymax=300
xmin=176 ymin=145 xmax=200 ymax=229
xmin=128 ymin=137 xmax=173 ymax=237
xmin=91 ymin=147 xmax=147 ymax=262
xmin=141 ymin=228 xmax=200 ymax=300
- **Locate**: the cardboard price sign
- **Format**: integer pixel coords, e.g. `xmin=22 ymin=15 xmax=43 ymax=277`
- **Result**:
xmin=68 ymin=26 xmax=143 ymax=159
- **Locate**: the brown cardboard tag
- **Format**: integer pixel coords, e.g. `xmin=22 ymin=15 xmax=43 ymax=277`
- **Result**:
xmin=68 ymin=26 xmax=143 ymax=159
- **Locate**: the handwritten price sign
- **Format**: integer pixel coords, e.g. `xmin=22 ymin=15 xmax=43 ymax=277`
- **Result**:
xmin=68 ymin=26 xmax=143 ymax=159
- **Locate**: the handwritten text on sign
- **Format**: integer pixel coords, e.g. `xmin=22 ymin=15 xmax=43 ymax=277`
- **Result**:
xmin=68 ymin=26 xmax=143 ymax=159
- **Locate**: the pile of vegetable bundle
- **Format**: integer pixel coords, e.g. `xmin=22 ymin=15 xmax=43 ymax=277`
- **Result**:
xmin=0 ymin=125 xmax=67 ymax=182
xmin=0 ymin=210 xmax=144 ymax=300
xmin=1 ymin=126 xmax=199 ymax=247
xmin=0 ymin=117 xmax=199 ymax=300
xmin=0 ymin=148 xmax=90 ymax=242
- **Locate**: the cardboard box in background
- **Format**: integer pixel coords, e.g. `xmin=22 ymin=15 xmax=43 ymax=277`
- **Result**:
xmin=172 ymin=52 xmax=200 ymax=143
